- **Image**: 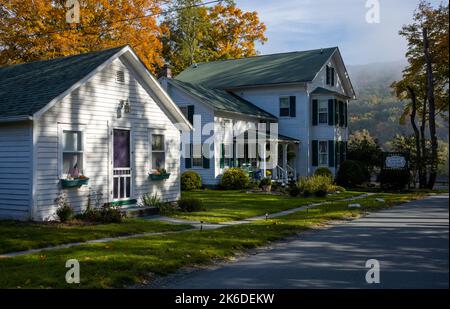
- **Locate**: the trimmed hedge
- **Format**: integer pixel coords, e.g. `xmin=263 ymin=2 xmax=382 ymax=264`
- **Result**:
xmin=181 ymin=171 xmax=202 ymax=191
xmin=178 ymin=197 xmax=204 ymax=212
xmin=314 ymin=167 xmax=333 ymax=178
xmin=379 ymin=169 xmax=410 ymax=190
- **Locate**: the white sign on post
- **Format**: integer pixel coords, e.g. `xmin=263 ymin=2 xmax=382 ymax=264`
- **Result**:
xmin=385 ymin=155 xmax=406 ymax=169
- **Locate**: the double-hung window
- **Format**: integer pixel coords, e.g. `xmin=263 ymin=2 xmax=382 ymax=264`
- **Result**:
xmin=150 ymin=132 xmax=165 ymax=170
xmin=192 ymin=144 xmax=203 ymax=167
xmin=318 ymin=100 xmax=328 ymax=124
xmin=60 ymin=127 xmax=85 ymax=179
xmin=279 ymin=97 xmax=290 ymax=117
xmin=318 ymin=141 xmax=328 ymax=166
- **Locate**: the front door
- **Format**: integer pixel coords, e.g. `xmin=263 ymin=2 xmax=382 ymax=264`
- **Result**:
xmin=112 ymin=129 xmax=132 ymax=202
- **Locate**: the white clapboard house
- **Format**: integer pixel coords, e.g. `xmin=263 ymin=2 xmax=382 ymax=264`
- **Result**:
xmin=160 ymin=47 xmax=356 ymax=186
xmin=0 ymin=46 xmax=191 ymax=221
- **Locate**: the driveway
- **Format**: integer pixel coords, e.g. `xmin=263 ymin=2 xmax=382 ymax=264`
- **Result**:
xmin=155 ymin=194 xmax=449 ymax=289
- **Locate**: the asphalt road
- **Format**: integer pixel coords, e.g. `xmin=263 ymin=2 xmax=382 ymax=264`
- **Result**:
xmin=158 ymin=194 xmax=449 ymax=289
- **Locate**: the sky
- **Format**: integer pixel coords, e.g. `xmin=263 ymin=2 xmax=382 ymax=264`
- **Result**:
xmin=234 ymin=0 xmax=443 ymax=65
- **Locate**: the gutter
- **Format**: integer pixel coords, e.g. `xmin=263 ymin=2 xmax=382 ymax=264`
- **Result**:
xmin=0 ymin=115 xmax=33 ymax=123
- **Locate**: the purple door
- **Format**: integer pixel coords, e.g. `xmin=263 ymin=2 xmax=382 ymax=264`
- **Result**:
xmin=113 ymin=129 xmax=131 ymax=200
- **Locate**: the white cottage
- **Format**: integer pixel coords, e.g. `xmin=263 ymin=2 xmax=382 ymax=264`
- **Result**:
xmin=161 ymin=47 xmax=356 ymax=186
xmin=0 ymin=46 xmax=191 ymax=221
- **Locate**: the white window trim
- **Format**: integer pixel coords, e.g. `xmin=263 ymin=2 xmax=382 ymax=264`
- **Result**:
xmin=149 ymin=128 xmax=167 ymax=172
xmin=318 ymin=140 xmax=329 ymax=167
xmin=58 ymin=123 xmax=86 ymax=179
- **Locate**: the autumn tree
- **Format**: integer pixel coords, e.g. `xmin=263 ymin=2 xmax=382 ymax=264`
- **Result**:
xmin=0 ymin=0 xmax=164 ymax=72
xmin=161 ymin=0 xmax=267 ymax=75
xmin=347 ymin=129 xmax=383 ymax=173
xmin=391 ymin=1 xmax=449 ymax=188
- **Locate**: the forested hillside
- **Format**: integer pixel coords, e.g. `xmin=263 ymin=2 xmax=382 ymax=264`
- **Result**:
xmin=347 ymin=61 xmax=449 ymax=149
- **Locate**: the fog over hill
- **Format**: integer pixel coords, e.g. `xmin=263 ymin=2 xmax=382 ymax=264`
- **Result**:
xmin=346 ymin=60 xmax=448 ymax=149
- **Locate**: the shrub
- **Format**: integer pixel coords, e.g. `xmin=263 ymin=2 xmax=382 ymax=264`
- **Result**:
xmin=298 ymin=175 xmax=332 ymax=197
xmin=328 ymin=184 xmax=346 ymax=193
xmin=178 ymin=197 xmax=204 ymax=212
xmin=314 ymin=167 xmax=333 ymax=178
xmin=220 ymin=168 xmax=250 ymax=190
xmin=181 ymin=171 xmax=202 ymax=191
xmin=335 ymin=160 xmax=370 ymax=188
xmin=379 ymin=169 xmax=410 ymax=191
xmin=141 ymin=192 xmax=162 ymax=207
xmin=54 ymin=192 xmax=74 ymax=222
xmin=76 ymin=204 xmax=124 ymax=223
xmin=287 ymin=181 xmax=301 ymax=197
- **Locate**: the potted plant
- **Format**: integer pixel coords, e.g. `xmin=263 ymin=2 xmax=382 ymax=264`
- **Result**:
xmin=260 ymin=177 xmax=272 ymax=192
xmin=149 ymin=167 xmax=170 ymax=180
xmin=60 ymin=164 xmax=89 ymax=188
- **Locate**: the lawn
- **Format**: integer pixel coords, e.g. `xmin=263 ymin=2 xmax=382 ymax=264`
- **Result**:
xmin=0 ymin=191 xmax=429 ymax=288
xmin=170 ymin=190 xmax=363 ymax=223
xmin=0 ymin=219 xmax=192 ymax=255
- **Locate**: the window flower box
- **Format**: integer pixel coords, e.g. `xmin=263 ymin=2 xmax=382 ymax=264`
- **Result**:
xmin=149 ymin=173 xmax=170 ymax=181
xmin=60 ymin=177 xmax=89 ymax=188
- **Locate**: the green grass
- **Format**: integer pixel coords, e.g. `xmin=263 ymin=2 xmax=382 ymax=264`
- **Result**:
xmin=170 ymin=190 xmax=363 ymax=223
xmin=0 ymin=191 xmax=428 ymax=288
xmin=0 ymin=219 xmax=192 ymax=254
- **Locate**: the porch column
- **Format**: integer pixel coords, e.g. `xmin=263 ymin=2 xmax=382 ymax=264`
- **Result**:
xmin=262 ymin=144 xmax=267 ymax=178
xmin=283 ymin=143 xmax=288 ymax=170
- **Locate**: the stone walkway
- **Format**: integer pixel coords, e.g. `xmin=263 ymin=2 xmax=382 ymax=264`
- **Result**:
xmin=0 ymin=193 xmax=370 ymax=258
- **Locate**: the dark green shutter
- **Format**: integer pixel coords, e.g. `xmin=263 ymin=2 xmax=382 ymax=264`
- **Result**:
xmin=338 ymin=101 xmax=344 ymax=126
xmin=335 ymin=141 xmax=340 ymax=166
xmin=187 ymin=105 xmax=194 ymax=124
xmin=185 ymin=143 xmax=192 ymax=168
xmin=344 ymin=102 xmax=348 ymax=127
xmin=334 ymin=99 xmax=339 ymax=126
xmin=312 ymin=99 xmax=318 ymax=126
xmin=289 ymin=96 xmax=296 ymax=117
xmin=331 ymin=67 xmax=335 ymax=86
xmin=328 ymin=99 xmax=334 ymax=125
xmin=339 ymin=141 xmax=345 ymax=164
xmin=328 ymin=140 xmax=335 ymax=167
xmin=220 ymin=143 xmax=225 ymax=168
xmin=326 ymin=66 xmax=330 ymax=85
xmin=312 ymin=140 xmax=318 ymax=167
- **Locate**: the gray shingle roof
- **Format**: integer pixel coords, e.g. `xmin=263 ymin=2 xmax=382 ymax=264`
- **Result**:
xmin=175 ymin=47 xmax=337 ymax=89
xmin=0 ymin=46 xmax=125 ymax=117
xmin=169 ymin=79 xmax=277 ymax=120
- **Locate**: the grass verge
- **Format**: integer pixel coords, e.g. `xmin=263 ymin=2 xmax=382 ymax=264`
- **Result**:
xmin=0 ymin=219 xmax=192 ymax=254
xmin=0 ymin=191 xmax=429 ymax=288
xmin=170 ymin=190 xmax=363 ymax=223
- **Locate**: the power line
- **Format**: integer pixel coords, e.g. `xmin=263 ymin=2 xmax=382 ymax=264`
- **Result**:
xmin=1 ymin=0 xmax=223 ymax=39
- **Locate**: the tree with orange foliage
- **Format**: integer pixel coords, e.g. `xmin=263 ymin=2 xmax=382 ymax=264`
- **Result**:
xmin=0 ymin=0 xmax=164 ymax=72
xmin=161 ymin=0 xmax=267 ymax=75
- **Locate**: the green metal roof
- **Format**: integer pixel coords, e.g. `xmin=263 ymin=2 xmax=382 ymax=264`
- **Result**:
xmin=169 ymin=79 xmax=277 ymax=120
xmin=310 ymin=87 xmax=351 ymax=99
xmin=0 ymin=46 xmax=125 ymax=118
xmin=175 ymin=47 xmax=337 ymax=89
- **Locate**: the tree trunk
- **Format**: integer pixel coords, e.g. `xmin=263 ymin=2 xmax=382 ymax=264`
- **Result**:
xmin=423 ymin=28 xmax=438 ymax=189
xmin=419 ymin=97 xmax=428 ymax=188
xmin=406 ymin=86 xmax=422 ymax=189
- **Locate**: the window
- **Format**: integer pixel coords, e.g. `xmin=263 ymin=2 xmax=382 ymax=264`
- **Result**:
xmin=279 ymin=97 xmax=290 ymax=117
xmin=319 ymin=141 xmax=328 ymax=166
xmin=179 ymin=106 xmax=188 ymax=119
xmin=326 ymin=66 xmax=335 ymax=86
xmin=318 ymin=100 xmax=328 ymax=124
xmin=61 ymin=129 xmax=84 ymax=178
xmin=116 ymin=70 xmax=125 ymax=83
xmin=151 ymin=133 xmax=165 ymax=170
xmin=192 ymin=144 xmax=203 ymax=167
